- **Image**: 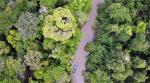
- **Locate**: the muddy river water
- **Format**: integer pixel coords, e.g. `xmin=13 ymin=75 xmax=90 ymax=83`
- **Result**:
xmin=71 ymin=0 xmax=104 ymax=83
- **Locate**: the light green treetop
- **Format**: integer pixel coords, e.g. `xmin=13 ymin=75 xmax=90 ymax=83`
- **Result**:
xmin=133 ymin=71 xmax=148 ymax=82
xmin=106 ymin=3 xmax=132 ymax=22
xmin=132 ymin=57 xmax=147 ymax=69
xmin=43 ymin=7 xmax=75 ymax=41
xmin=4 ymin=57 xmax=25 ymax=77
xmin=135 ymin=22 xmax=147 ymax=34
xmin=53 ymin=7 xmax=75 ymax=30
xmin=0 ymin=41 xmax=10 ymax=55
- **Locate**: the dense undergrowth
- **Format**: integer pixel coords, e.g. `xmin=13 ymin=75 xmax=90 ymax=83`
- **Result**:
xmin=86 ymin=0 xmax=150 ymax=83
xmin=0 ymin=0 xmax=91 ymax=82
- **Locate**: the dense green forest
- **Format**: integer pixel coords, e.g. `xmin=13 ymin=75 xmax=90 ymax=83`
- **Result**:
xmin=0 ymin=0 xmax=91 ymax=82
xmin=86 ymin=0 xmax=150 ymax=83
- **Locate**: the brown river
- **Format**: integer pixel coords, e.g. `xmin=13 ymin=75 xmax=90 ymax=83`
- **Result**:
xmin=71 ymin=0 xmax=104 ymax=83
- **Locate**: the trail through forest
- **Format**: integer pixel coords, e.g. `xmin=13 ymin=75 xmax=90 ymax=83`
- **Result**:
xmin=71 ymin=0 xmax=104 ymax=83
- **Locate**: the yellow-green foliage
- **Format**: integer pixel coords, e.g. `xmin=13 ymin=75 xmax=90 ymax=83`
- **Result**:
xmin=0 ymin=78 xmax=21 ymax=83
xmin=67 ymin=0 xmax=91 ymax=13
xmin=0 ymin=0 xmax=7 ymax=9
xmin=0 ymin=6 xmax=13 ymax=32
xmin=135 ymin=22 xmax=147 ymax=34
xmin=6 ymin=30 xmax=21 ymax=48
xmin=4 ymin=57 xmax=25 ymax=77
xmin=6 ymin=30 xmax=25 ymax=55
xmin=66 ymin=0 xmax=91 ymax=26
xmin=106 ymin=3 xmax=132 ymax=22
xmin=0 ymin=41 xmax=10 ymax=55
xmin=34 ymin=66 xmax=70 ymax=83
xmin=43 ymin=7 xmax=75 ymax=41
xmin=42 ymin=38 xmax=55 ymax=50
xmin=39 ymin=0 xmax=57 ymax=13
xmin=53 ymin=7 xmax=75 ymax=30
xmin=133 ymin=71 xmax=148 ymax=82
xmin=132 ymin=57 xmax=147 ymax=68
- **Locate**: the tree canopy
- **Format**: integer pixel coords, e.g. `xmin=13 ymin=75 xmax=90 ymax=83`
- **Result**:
xmin=0 ymin=0 xmax=91 ymax=82
xmin=85 ymin=0 xmax=150 ymax=83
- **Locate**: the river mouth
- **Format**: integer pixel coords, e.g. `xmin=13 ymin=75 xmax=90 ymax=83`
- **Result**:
xmin=71 ymin=0 xmax=104 ymax=83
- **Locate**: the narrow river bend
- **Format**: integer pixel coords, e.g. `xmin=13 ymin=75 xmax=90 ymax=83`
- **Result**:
xmin=71 ymin=0 xmax=104 ymax=83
